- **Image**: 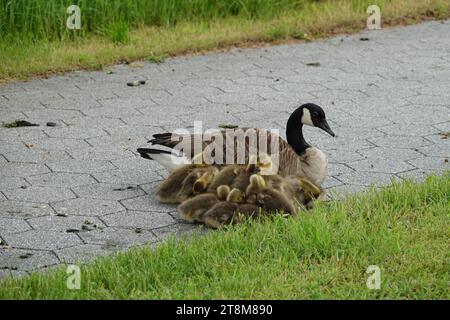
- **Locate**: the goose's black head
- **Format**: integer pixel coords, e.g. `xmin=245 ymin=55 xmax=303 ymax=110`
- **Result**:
xmin=286 ymin=103 xmax=335 ymax=155
xmin=298 ymin=103 xmax=335 ymax=137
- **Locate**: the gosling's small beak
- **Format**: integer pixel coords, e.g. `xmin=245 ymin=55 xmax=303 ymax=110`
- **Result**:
xmin=318 ymin=119 xmax=335 ymax=137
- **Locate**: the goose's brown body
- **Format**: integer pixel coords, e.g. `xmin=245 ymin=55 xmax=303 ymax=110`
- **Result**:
xmin=149 ymin=129 xmax=328 ymax=186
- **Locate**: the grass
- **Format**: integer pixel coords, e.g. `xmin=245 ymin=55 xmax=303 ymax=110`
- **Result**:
xmin=145 ymin=54 xmax=167 ymax=64
xmin=0 ymin=0 xmax=449 ymax=82
xmin=0 ymin=172 xmax=448 ymax=299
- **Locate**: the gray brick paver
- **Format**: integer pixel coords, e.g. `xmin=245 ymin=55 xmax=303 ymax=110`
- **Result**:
xmin=0 ymin=248 xmax=60 ymax=271
xmin=27 ymin=215 xmax=106 ymax=232
xmin=2 ymin=230 xmax=82 ymax=251
xmin=0 ymin=21 xmax=449 ymax=276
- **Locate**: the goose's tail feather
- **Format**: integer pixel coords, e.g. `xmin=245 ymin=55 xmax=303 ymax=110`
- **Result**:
xmin=137 ymin=148 xmax=171 ymax=160
xmin=148 ymin=132 xmax=181 ymax=149
xmin=136 ymin=148 xmax=191 ymax=172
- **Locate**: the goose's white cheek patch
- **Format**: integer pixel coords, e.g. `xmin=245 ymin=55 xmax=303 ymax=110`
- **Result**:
xmin=301 ymin=109 xmax=314 ymax=126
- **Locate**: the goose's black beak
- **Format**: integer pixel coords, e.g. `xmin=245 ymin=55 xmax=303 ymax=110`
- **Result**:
xmin=318 ymin=119 xmax=335 ymax=137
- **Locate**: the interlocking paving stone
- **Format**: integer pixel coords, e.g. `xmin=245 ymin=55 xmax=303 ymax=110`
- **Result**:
xmin=52 ymin=198 xmax=125 ymax=217
xmin=0 ymin=248 xmax=60 ymax=271
xmin=357 ymin=147 xmax=424 ymax=161
xmin=327 ymin=185 xmax=374 ymax=200
xmin=327 ymin=149 xmax=366 ymax=163
xmin=3 ymin=186 xmax=76 ymax=203
xmin=93 ymin=168 xmax=161 ymax=185
xmin=64 ymin=116 xmax=126 ymax=129
xmin=0 ymin=111 xmax=28 ymax=123
xmin=432 ymin=122 xmax=450 ymax=133
xmin=424 ymin=132 xmax=450 ymax=146
xmin=44 ymin=127 xmax=108 ymax=139
xmin=0 ymin=218 xmax=31 ymax=234
xmin=27 ymin=172 xmax=96 ymax=187
xmin=0 ymin=21 xmax=449 ymax=274
xmin=368 ymin=136 xmax=431 ymax=149
xmin=327 ymin=163 xmax=356 ymax=177
xmin=68 ymin=148 xmax=135 ymax=161
xmin=55 ymin=244 xmax=116 ymax=264
xmin=3 ymin=149 xmax=71 ymax=163
xmin=378 ymin=124 xmax=439 ymax=137
xmin=103 ymin=125 xmax=162 ymax=139
xmin=0 ymin=128 xmax=47 ymax=141
xmin=0 ymin=176 xmax=29 ymax=191
xmin=24 ymin=109 xmax=83 ymax=121
xmin=337 ymin=171 xmax=401 ymax=187
xmin=41 ymin=96 xmax=101 ymax=110
xmin=46 ymin=159 xmax=116 ymax=174
xmin=2 ymin=230 xmax=81 ymax=250
xmin=322 ymin=176 xmax=344 ymax=189
xmin=407 ymin=157 xmax=449 ymax=171
xmin=0 ymin=163 xmax=50 ymax=177
xmin=397 ymin=169 xmax=441 ymax=183
xmin=102 ymin=211 xmax=175 ymax=230
xmin=78 ymin=227 xmax=157 ymax=249
xmin=21 ymin=138 xmax=91 ymax=151
xmin=416 ymin=144 xmax=449 ymax=158
xmin=152 ymin=223 xmax=207 ymax=242
xmin=348 ymin=159 xmax=415 ymax=174
xmin=86 ymin=135 xmax=151 ymax=150
xmin=72 ymin=183 xmax=145 ymax=201
xmin=0 ymin=201 xmax=54 ymax=218
xmin=0 ymin=141 xmax=27 ymax=154
xmin=28 ymin=215 xmax=105 ymax=232
xmin=121 ymin=195 xmax=174 ymax=213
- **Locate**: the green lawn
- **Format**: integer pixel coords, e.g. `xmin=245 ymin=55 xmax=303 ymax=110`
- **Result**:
xmin=1 ymin=0 xmax=449 ymax=82
xmin=0 ymin=172 xmax=448 ymax=299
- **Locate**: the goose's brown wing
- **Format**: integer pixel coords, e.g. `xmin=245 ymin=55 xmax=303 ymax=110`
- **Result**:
xmin=149 ymin=128 xmax=293 ymax=165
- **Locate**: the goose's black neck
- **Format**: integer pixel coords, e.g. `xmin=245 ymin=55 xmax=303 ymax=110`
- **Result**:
xmin=286 ymin=108 xmax=310 ymax=155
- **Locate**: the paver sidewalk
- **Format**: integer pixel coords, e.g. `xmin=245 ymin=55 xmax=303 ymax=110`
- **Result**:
xmin=0 ymin=21 xmax=449 ymax=277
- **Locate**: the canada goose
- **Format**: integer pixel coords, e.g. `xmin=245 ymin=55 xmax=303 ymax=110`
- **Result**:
xmin=203 ymin=202 xmax=264 ymax=229
xmin=256 ymin=187 xmax=296 ymax=215
xmin=285 ymin=176 xmax=325 ymax=209
xmin=246 ymin=173 xmax=323 ymax=214
xmin=203 ymin=201 xmax=239 ymax=229
xmin=138 ymin=103 xmax=335 ymax=186
xmin=216 ymin=184 xmax=231 ymax=201
xmin=206 ymin=156 xmax=259 ymax=194
xmin=226 ymin=188 xmax=246 ymax=204
xmin=155 ymin=164 xmax=198 ymax=203
xmin=245 ymin=174 xmax=267 ymax=204
xmin=235 ymin=203 xmax=263 ymax=218
xmin=192 ymin=166 xmax=219 ymax=193
xmin=177 ymin=193 xmax=219 ymax=223
xmin=155 ymin=164 xmax=218 ymax=203
xmin=230 ymin=163 xmax=259 ymax=192
xmin=203 ymin=200 xmax=263 ymax=229
xmin=203 ymin=171 xmax=264 ymax=229
xmin=206 ymin=165 xmax=242 ymax=193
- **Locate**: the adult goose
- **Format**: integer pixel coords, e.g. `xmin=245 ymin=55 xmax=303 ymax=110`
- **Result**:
xmin=137 ymin=103 xmax=335 ymax=186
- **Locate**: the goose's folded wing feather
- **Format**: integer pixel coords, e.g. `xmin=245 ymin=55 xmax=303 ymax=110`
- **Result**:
xmin=149 ymin=128 xmax=292 ymax=164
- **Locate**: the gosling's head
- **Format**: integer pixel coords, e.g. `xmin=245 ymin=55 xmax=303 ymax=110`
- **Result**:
xmin=226 ymin=188 xmax=245 ymax=204
xmin=257 ymin=153 xmax=275 ymax=175
xmin=249 ymin=174 xmax=266 ymax=189
xmin=216 ymin=185 xmax=231 ymax=201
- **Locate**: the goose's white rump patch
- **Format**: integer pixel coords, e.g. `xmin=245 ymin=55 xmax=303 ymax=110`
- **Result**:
xmin=151 ymin=152 xmax=191 ymax=172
